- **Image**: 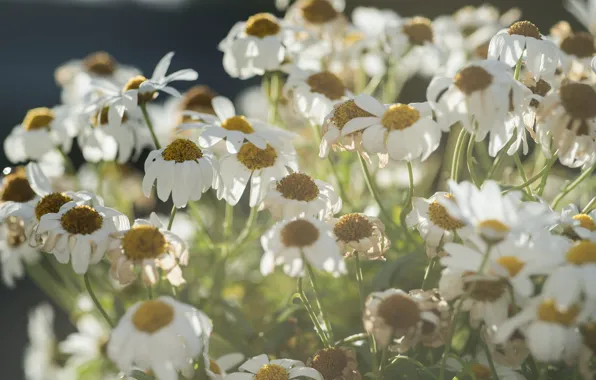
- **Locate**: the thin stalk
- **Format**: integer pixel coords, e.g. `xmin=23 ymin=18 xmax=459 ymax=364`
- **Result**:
xmin=502 ymin=155 xmax=557 ymax=193
xmin=466 ymin=133 xmax=481 ymax=186
xmin=147 ymin=285 xmax=154 ymax=300
xmin=334 ymin=333 xmax=368 ymax=346
xmin=582 ymin=196 xmax=596 ymax=214
xmin=480 ymin=338 xmax=499 ymax=380
xmin=536 ymin=153 xmax=558 ymax=196
xmin=513 ymin=153 xmax=534 ymax=199
xmin=487 ymin=137 xmax=515 ymax=180
xmin=167 ymin=205 xmax=177 ymax=231
xmin=305 ymin=261 xmax=334 ymax=342
xmin=234 ymin=206 xmax=258 ymax=246
xmin=187 ymin=202 xmax=215 ymax=247
xmin=451 ymin=129 xmax=467 ymax=181
xmin=421 ymin=256 xmax=438 ymax=290
xmin=140 ymin=104 xmax=161 ymax=150
xmin=297 ymin=277 xmax=331 ymax=347
xmin=224 ymin=203 xmax=234 ymax=239
xmin=551 ymin=162 xmax=596 ymax=209
xmin=379 ymin=349 xmax=389 ymax=379
xmin=399 ymin=161 xmax=415 ymax=241
xmin=514 ymin=56 xmax=523 ymax=80
xmin=84 ymin=273 xmax=114 ymax=327
xmin=354 ymin=254 xmax=379 ymax=375
xmin=58 ymin=148 xmax=77 ymax=176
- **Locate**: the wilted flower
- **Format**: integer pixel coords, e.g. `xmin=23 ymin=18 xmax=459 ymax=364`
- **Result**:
xmin=330 ymin=213 xmax=389 ymax=260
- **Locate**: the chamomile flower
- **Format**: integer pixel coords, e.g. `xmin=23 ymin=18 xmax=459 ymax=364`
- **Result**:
xmin=142 ymin=138 xmax=223 ymax=208
xmin=261 ymin=172 xmax=341 ymax=220
xmin=162 ymin=85 xmax=217 ymax=133
xmin=536 ymin=82 xmax=596 ymax=169
xmin=59 ymin=314 xmax=109 ymax=368
xmin=363 ymin=288 xmax=442 ymax=348
xmin=342 ymin=94 xmax=444 ymax=162
xmin=551 ymin=23 xmax=596 ymax=81
xmin=0 ymin=218 xmax=39 ymax=288
xmin=107 ymin=296 xmax=212 ymax=380
xmin=406 ymin=192 xmax=469 ymax=257
xmin=285 ymin=0 xmax=347 ymax=39
xmin=178 ymin=96 xmax=295 ymax=154
xmin=37 ymin=201 xmax=129 ymax=274
xmin=446 ymin=351 xmax=526 ymax=380
xmin=260 ymin=216 xmax=345 ymax=277
xmin=107 ymin=213 xmax=188 ymax=287
xmin=204 ymin=353 xmax=245 ymax=380
xmin=283 ymin=68 xmax=351 ymax=125
xmin=0 ymin=166 xmax=38 ymax=209
xmin=494 ymin=296 xmax=587 ymax=362
xmin=227 ymin=354 xmax=323 ymax=380
xmin=559 ymin=203 xmax=596 ymax=238
xmin=220 ymin=141 xmax=297 ymax=207
xmin=488 ymin=21 xmax=560 ymax=80
xmin=306 ymin=347 xmax=360 ymax=380
xmin=4 ymin=106 xmax=75 ymax=163
xmin=330 ymin=213 xmax=389 ymax=261
xmin=566 ymin=0 xmax=596 ymax=36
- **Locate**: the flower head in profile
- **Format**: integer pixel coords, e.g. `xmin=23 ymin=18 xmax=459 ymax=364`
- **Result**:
xmin=143 ymin=138 xmax=223 ymax=208
xmin=0 ymin=218 xmax=39 ymax=288
xmin=261 ymin=216 xmax=345 ymax=277
xmin=330 ymin=213 xmax=389 ymax=261
xmin=550 ymin=22 xmax=596 ymax=81
xmin=285 ymin=0 xmax=347 ymax=39
xmin=306 ymin=347 xmax=360 ymax=380
xmin=558 ymin=203 xmax=596 ymax=239
xmin=107 ymin=296 xmax=212 ymax=380
xmin=227 ymin=354 xmax=323 ymax=380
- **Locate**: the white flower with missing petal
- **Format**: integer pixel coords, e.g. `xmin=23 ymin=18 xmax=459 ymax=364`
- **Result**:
xmin=226 ymin=354 xmax=323 ymax=380
xmin=261 ymin=216 xmax=345 ymax=277
xmin=143 ymin=138 xmax=223 ymax=208
xmin=330 ymin=213 xmax=389 ymax=261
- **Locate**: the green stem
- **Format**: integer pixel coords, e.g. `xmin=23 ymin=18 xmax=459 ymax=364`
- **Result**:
xmin=551 ymin=162 xmax=596 ymax=210
xmin=297 ymin=277 xmax=331 ymax=347
xmin=480 ymin=338 xmax=499 ymax=380
xmin=466 ymin=133 xmax=481 ymax=186
xmin=84 ymin=273 xmax=114 ymax=327
xmin=379 ymin=349 xmax=388 ymax=379
xmin=140 ymin=104 xmax=161 ymax=150
xmin=536 ymin=154 xmax=558 ymax=196
xmin=234 ymin=206 xmax=258 ymax=246
xmin=305 ymin=261 xmax=334 ymax=343
xmin=147 ymin=284 xmax=154 ymax=300
xmin=167 ymin=205 xmax=177 ymax=231
xmin=354 ymin=254 xmax=379 ymax=375
xmin=582 ymin=196 xmax=596 ymax=214
xmin=266 ymin=72 xmax=281 ymax=126
xmin=399 ymin=161 xmax=415 ymax=234
xmin=503 ymin=155 xmax=557 ymax=193
xmin=451 ymin=129 xmax=467 ymax=182
xmin=513 ymin=153 xmax=534 ymax=199
xmin=224 ymin=203 xmax=234 ymax=239
xmin=187 ymin=202 xmax=215 ymax=247
xmin=334 ymin=333 xmax=368 ymax=346
xmin=487 ymin=137 xmax=515 ymax=180
xmin=421 ymin=256 xmax=438 ymax=290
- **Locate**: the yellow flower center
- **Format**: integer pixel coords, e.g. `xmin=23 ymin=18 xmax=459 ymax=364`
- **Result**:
xmin=161 ymin=139 xmax=204 ymax=162
xmin=280 ymin=219 xmax=320 ymax=248
xmin=381 ymin=104 xmax=420 ymax=131
xmin=35 ymin=193 xmax=73 ymax=220
xmin=469 ymin=364 xmax=492 ymax=380
xmin=581 ymin=322 xmax=596 ymax=353
xmin=566 ymin=240 xmax=596 ymax=265
xmin=330 ymin=100 xmax=374 ymax=131
xmin=333 ymin=213 xmax=374 ymax=242
xmin=60 ymin=205 xmax=103 ymax=235
xmin=83 ymin=51 xmax=116 ymax=76
xmin=222 ymin=116 xmax=255 ymax=134
xmin=427 ymin=196 xmax=465 ymax=231
xmin=255 ymin=364 xmax=289 ymax=380
xmin=276 ymin=173 xmax=320 ymax=201
xmin=508 ymin=21 xmax=541 ymax=39
xmin=123 ymin=75 xmax=156 ymax=104
xmin=478 ymin=219 xmax=510 ymax=233
xmin=402 ymin=17 xmax=434 ymax=45
xmin=573 ymin=214 xmax=596 ymax=231
xmin=122 ymin=225 xmax=167 ymax=261
xmin=1 ymin=169 xmax=36 ymax=203
xmin=560 ymin=32 xmax=596 ymax=58
xmin=245 ymin=13 xmax=281 ymax=38
xmin=237 ymin=143 xmax=278 ymax=171
xmin=209 ymin=360 xmax=222 ymax=375
xmin=306 ymin=71 xmax=346 ymax=100
xmin=310 ymin=347 xmax=348 ymax=380
xmin=132 ymin=300 xmax=175 ymax=333
xmin=91 ymin=107 xmax=128 ymax=127
xmin=537 ymin=299 xmax=580 ymax=326
xmin=464 ymin=277 xmax=508 ymax=302
xmin=22 ymin=107 xmax=55 ymax=131
xmin=377 ymin=293 xmax=421 ymax=330
xmin=454 ymin=66 xmax=494 ymax=95
xmin=560 ymin=82 xmax=596 ymax=121
xmin=496 ymin=256 xmax=525 ymax=277
xmin=300 ymin=0 xmax=338 ymax=25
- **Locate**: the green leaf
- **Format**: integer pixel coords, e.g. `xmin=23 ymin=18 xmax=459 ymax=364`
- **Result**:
xmin=129 ymin=370 xmax=155 ymax=380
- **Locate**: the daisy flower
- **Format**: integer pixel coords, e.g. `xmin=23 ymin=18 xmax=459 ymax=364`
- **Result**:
xmin=260 ymin=216 xmax=345 ymax=277
xmin=0 ymin=218 xmax=39 ymax=288
xmin=446 ymin=351 xmax=526 ymax=380
xmin=494 ymin=296 xmax=588 ymax=362
xmin=107 ymin=296 xmax=213 ymax=380
xmin=340 ymin=94 xmax=444 ymax=162
xmin=178 ymin=96 xmax=295 ymax=154
xmin=535 ymin=82 xmax=596 ymax=169
xmin=406 ymin=192 xmax=469 ymax=257
xmin=488 ymin=21 xmax=560 ymax=80
xmin=558 ymin=203 xmax=596 ymax=238
xmin=107 ymin=213 xmax=188 ymax=287
xmin=363 ymin=288 xmax=442 ymax=348
xmin=551 ymin=22 xmax=596 ymax=81
xmin=566 ymin=0 xmax=596 ymax=36
xmin=260 ymin=172 xmax=341 ymax=220
xmin=284 ymin=0 xmax=347 ymax=39
xmin=283 ymin=67 xmax=351 ymax=125
xmin=37 ymin=201 xmax=129 ymax=274
xmin=306 ymin=347 xmax=360 ymax=380
xmin=4 ymin=106 xmax=75 ymax=163
xmin=220 ymin=140 xmax=297 ymax=207
xmin=59 ymin=314 xmax=109 ymax=368
xmin=226 ymin=354 xmax=323 ymax=380
xmin=330 ymin=213 xmax=389 ymax=261
xmin=0 ymin=166 xmax=38 ymax=210
xmin=204 ymin=353 xmax=245 ymax=380
xmin=142 ymin=138 xmax=223 ymax=208
xmin=24 ymin=304 xmax=65 ymax=380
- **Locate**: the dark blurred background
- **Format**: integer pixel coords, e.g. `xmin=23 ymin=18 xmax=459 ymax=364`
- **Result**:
xmin=0 ymin=0 xmax=583 ymax=378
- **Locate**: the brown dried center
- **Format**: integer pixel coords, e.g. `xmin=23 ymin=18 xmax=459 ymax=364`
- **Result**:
xmin=377 ymin=293 xmax=421 ymax=330
xmin=537 ymin=299 xmax=580 ymax=326
xmin=402 ymin=17 xmax=434 ymax=45
xmin=381 ymin=104 xmax=420 ymax=131
xmin=428 ymin=197 xmax=465 ymax=230
xmin=276 ymin=173 xmax=320 ymax=201
xmin=464 ymin=277 xmax=508 ymax=302
xmin=560 ymin=32 xmax=596 ymax=58
xmin=581 ymin=322 xmax=596 ymax=353
xmin=83 ymin=51 xmax=116 ymax=76
xmin=469 ymin=364 xmax=492 ymax=380
xmin=573 ymin=214 xmax=596 ymax=231
xmin=245 ymin=13 xmax=281 ymax=38
xmin=331 ymin=100 xmax=374 ymax=131
xmin=310 ymin=348 xmax=348 ymax=380
xmin=255 ymin=364 xmax=289 ymax=380
xmin=566 ymin=240 xmax=596 ymax=265
xmin=306 ymin=71 xmax=346 ymax=100
xmin=334 ymin=213 xmax=374 ymax=242
xmin=508 ymin=21 xmax=541 ymax=39
xmin=180 ymin=85 xmax=216 ymax=115
xmin=560 ymin=82 xmax=596 ymax=120
xmin=23 ymin=107 xmax=55 ymax=131
xmin=162 ymin=139 xmax=203 ymax=162
xmin=122 ymin=225 xmax=167 ymax=261
xmin=300 ymin=0 xmax=338 ymax=25
xmin=454 ymin=66 xmax=493 ymax=95
xmin=60 ymin=205 xmax=103 ymax=235
xmin=237 ymin=143 xmax=278 ymax=170
xmin=132 ymin=300 xmax=174 ymax=333
xmin=280 ymin=219 xmax=320 ymax=247
xmin=35 ymin=193 xmax=73 ymax=220
xmin=1 ymin=170 xmax=36 ymax=203
xmin=222 ymin=116 xmax=254 ymax=134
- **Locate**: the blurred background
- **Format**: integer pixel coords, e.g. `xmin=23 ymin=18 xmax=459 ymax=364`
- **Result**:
xmin=0 ymin=0 xmax=584 ymax=377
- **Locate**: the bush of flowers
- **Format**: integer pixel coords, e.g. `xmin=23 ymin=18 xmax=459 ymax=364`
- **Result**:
xmin=3 ymin=0 xmax=596 ymax=379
